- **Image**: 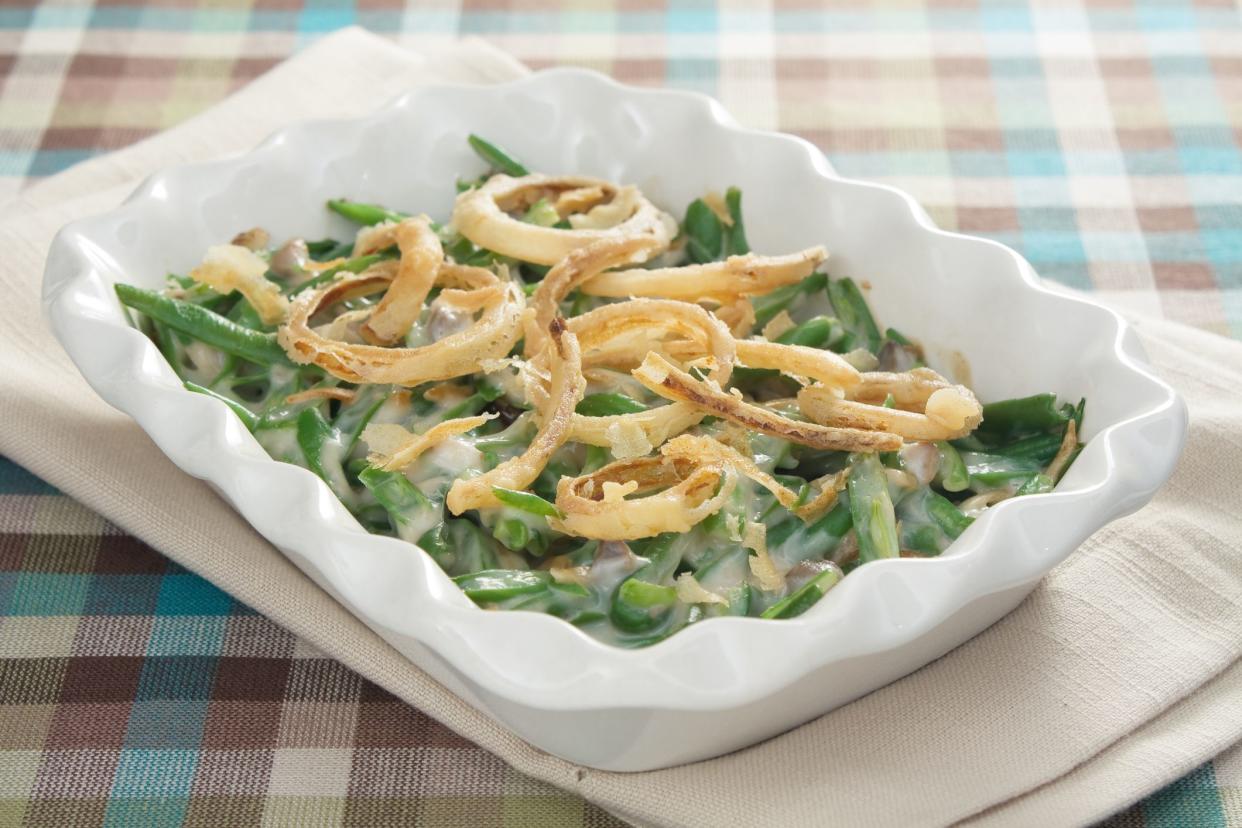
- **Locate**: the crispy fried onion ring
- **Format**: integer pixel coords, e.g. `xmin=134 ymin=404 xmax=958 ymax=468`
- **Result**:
xmin=633 ymin=352 xmax=902 ymax=453
xmin=661 ymin=434 xmax=842 ymax=521
xmin=359 ymin=216 xmax=442 ymax=346
xmin=278 ymin=262 xmax=524 ymax=386
xmin=524 ymin=236 xmax=664 ymax=359
xmin=579 ymin=246 xmax=827 ymax=302
xmin=362 ymin=414 xmax=496 ymax=472
xmin=798 ymin=373 xmax=982 ymax=441
xmin=446 ymin=319 xmax=585 ymax=514
xmin=452 ymin=174 xmax=674 ymax=266
xmin=550 ymin=452 xmax=738 ymax=540
xmin=556 ymin=298 xmax=736 ymax=454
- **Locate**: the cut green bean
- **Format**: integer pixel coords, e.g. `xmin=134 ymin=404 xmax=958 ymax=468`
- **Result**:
xmin=184 ymin=381 xmax=259 ymax=431
xmin=491 ymin=487 xmax=564 ymax=519
xmin=454 ymin=569 xmax=550 ymax=602
xmin=775 ymin=315 xmax=843 ymax=349
xmin=358 ymin=466 xmax=435 ymax=543
xmin=575 ymin=392 xmax=648 ymax=417
xmin=467 ymin=134 xmax=529 ymax=177
xmin=683 ymin=199 xmax=724 ymax=264
xmin=827 ymin=277 xmax=882 ymax=354
xmin=326 ymin=199 xmax=409 ymax=226
xmin=848 ymin=453 xmax=899 ymax=563
xmin=724 ymin=187 xmax=749 ymax=255
xmin=926 ymin=491 xmax=974 ymax=539
xmin=116 ymin=284 xmax=291 ymax=366
xmin=935 ymin=441 xmax=970 ymax=492
xmin=752 ymin=273 xmax=829 ymax=329
xmin=522 ymin=198 xmax=560 ymax=227
xmin=761 ymin=565 xmax=842 ymax=619
xmin=283 ymin=251 xmax=395 ymax=296
xmin=978 ymin=393 xmax=1068 ymax=439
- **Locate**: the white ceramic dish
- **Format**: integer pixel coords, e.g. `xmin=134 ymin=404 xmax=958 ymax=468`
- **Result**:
xmin=43 ymin=69 xmax=1186 ymax=772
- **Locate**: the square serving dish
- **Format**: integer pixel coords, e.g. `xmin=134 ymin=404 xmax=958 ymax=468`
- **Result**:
xmin=43 ymin=69 xmax=1186 ymax=772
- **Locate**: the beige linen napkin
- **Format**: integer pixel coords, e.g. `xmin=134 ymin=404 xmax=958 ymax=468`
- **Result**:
xmin=2 ymin=27 xmax=1239 ymax=827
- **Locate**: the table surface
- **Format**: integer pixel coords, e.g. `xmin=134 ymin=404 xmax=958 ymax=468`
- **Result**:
xmin=2 ymin=1 xmax=1240 ymax=826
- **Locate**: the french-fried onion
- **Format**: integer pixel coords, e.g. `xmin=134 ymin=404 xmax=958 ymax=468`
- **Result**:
xmin=580 ymin=246 xmax=827 ymax=302
xmin=446 ymin=319 xmax=585 ymax=514
xmin=278 ymin=262 xmax=524 ymax=386
xmin=452 ymin=174 xmax=674 ymax=266
xmin=359 ymin=216 xmax=442 ymax=346
xmin=798 ymin=379 xmax=982 ymax=442
xmin=550 ymin=453 xmax=737 ymax=540
xmin=633 ymin=352 xmax=902 ymax=453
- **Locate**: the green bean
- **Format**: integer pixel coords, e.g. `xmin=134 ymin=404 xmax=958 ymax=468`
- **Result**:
xmin=420 ymin=519 xmax=498 ymax=576
xmin=454 ymin=569 xmax=550 ymax=603
xmin=617 ymin=579 xmax=678 ymax=608
xmin=926 ymin=491 xmax=974 ymax=539
xmin=827 ymin=277 xmax=882 ymax=354
xmin=575 ymin=392 xmax=648 ymax=417
xmin=935 ymin=440 xmax=970 ymax=492
xmin=848 ymin=453 xmax=899 ymax=563
xmin=467 ymin=134 xmax=529 ymax=177
xmin=333 ymin=385 xmax=390 ymax=454
xmin=962 ymin=451 xmax=1042 ymax=489
xmin=184 ymin=381 xmax=260 ymax=431
xmin=283 ymin=250 xmax=396 ymax=296
xmin=491 ymin=487 xmax=564 ymax=519
xmin=884 ymin=327 xmax=914 ymax=346
xmin=296 ymin=408 xmax=350 ymax=502
xmin=1015 ymin=473 xmax=1055 ymax=496
xmin=326 ymin=199 xmax=409 ymax=226
xmin=226 ymin=295 xmax=266 ymax=331
xmin=522 ymin=198 xmax=560 ymax=227
xmin=986 ymin=432 xmax=1063 ymax=465
xmin=508 ymin=581 xmax=600 ymax=623
xmin=306 ymin=238 xmax=351 ymax=260
xmin=767 ymin=500 xmax=853 ymax=566
xmin=493 ymin=517 xmax=531 ymax=551
xmin=610 ymin=533 xmax=681 ymax=633
xmin=683 ymin=198 xmax=724 ymax=263
xmin=760 ymin=565 xmax=842 ymax=619
xmin=775 ymin=315 xmax=844 ymax=350
xmin=978 ymin=393 xmax=1068 ymax=439
xmin=752 ymin=273 xmax=829 ymax=329
xmin=357 ymin=466 xmax=435 ymax=543
xmin=724 ymin=187 xmax=749 ymax=255
xmin=116 ymin=284 xmax=291 ymax=366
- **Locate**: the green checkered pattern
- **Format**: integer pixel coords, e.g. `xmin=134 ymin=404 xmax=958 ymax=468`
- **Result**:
xmin=2 ymin=0 xmax=1239 ymax=825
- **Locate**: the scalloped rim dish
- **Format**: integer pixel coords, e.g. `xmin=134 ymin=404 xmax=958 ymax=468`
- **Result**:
xmin=43 ymin=69 xmax=1186 ymax=771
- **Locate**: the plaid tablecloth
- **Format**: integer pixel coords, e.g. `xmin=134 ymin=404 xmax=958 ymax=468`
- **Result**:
xmin=2 ymin=2 xmax=1240 ymax=826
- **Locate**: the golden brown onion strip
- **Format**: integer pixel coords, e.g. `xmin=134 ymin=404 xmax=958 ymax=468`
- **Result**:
xmin=446 ymin=320 xmax=585 ymax=514
xmin=360 ymin=216 xmax=442 ymax=346
xmin=278 ymin=264 xmax=523 ymax=386
xmin=551 ymin=454 xmax=736 ymax=540
xmin=734 ymin=339 xmax=861 ymax=391
xmin=633 ymin=353 xmax=902 ymax=453
xmin=562 ymin=299 xmax=736 ymax=450
xmin=797 ymin=382 xmax=982 ymax=441
xmin=661 ymin=434 xmax=842 ymax=521
xmin=363 ymin=414 xmax=497 ymax=473
xmin=579 ymin=246 xmax=827 ymax=301
xmin=452 ymin=174 xmax=673 ymax=266
xmin=525 ymin=236 xmax=664 ymax=359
